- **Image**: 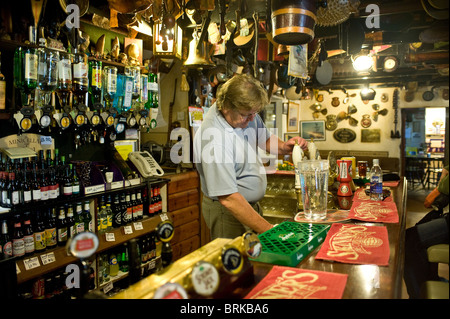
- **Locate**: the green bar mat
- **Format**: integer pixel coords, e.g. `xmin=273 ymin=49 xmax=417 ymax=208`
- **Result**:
xmin=250 ymin=221 xmax=330 ymax=267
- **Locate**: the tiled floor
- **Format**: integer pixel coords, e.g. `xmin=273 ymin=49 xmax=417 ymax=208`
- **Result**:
xmin=401 ymin=186 xmax=449 ymax=299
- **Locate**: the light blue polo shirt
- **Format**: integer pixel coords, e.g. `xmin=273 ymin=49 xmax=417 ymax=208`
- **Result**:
xmin=193 ymin=103 xmax=272 ymax=203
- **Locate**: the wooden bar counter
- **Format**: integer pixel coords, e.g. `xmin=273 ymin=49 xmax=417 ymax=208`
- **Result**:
xmin=230 ymin=178 xmax=408 ymax=299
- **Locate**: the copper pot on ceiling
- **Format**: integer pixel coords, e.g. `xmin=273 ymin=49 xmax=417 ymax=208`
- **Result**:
xmin=108 ymin=0 xmax=152 ymax=14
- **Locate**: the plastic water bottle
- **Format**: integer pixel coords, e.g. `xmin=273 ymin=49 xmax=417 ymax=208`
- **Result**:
xmin=370 ymin=159 xmax=383 ymax=201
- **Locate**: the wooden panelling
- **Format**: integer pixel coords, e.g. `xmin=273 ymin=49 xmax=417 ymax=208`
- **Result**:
xmin=168 ymin=205 xmax=199 ymax=227
xmin=167 ymin=171 xmax=199 ymax=194
xmin=171 ymin=220 xmax=199 ymax=244
xmin=171 ymin=235 xmax=200 ymax=260
xmin=167 ymin=189 xmax=199 ymax=212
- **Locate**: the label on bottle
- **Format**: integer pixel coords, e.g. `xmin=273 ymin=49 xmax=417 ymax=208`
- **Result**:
xmin=13 ymin=238 xmax=25 ymax=257
xmin=58 ymin=59 xmax=72 ymax=81
xmin=124 ymin=79 xmax=133 ymax=107
xmin=107 ymin=73 xmax=117 ymax=93
xmin=92 ymin=68 xmax=102 ymax=88
xmin=76 ymin=222 xmax=85 ymax=234
xmin=24 ymin=234 xmax=35 ymax=254
xmin=45 ymin=227 xmax=57 ymax=247
xmin=64 ymin=185 xmax=73 ymax=196
xmin=127 ymin=206 xmax=133 ymax=222
xmin=0 ymin=80 xmax=6 ymax=110
xmin=2 ymin=190 xmax=8 ymax=205
xmin=25 ymin=53 xmax=38 ymax=80
xmin=41 ymin=186 xmax=49 ymax=201
xmin=34 ymin=231 xmax=46 ymax=251
xmin=32 ymin=189 xmax=41 ymax=201
xmin=72 ymin=184 xmax=80 ymax=195
xmin=57 ymin=227 xmax=68 ymax=243
xmin=12 ymin=190 xmax=20 ymax=205
xmin=48 ymin=184 xmax=58 ymax=199
xmin=101 ymin=217 xmax=108 ymax=231
xmin=24 ymin=190 xmax=32 ymax=203
xmin=73 ymin=62 xmax=88 ymax=79
xmin=2 ymin=241 xmax=12 ymax=256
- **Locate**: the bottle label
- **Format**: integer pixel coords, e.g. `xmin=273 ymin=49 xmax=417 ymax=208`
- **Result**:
xmin=127 ymin=207 xmax=133 ymax=221
xmin=45 ymin=227 xmax=57 ymax=246
xmin=34 ymin=231 xmax=46 ymax=250
xmin=25 ymin=53 xmax=38 ymax=80
xmin=114 ymin=212 xmax=121 ymax=226
xmin=76 ymin=222 xmax=85 ymax=234
xmin=73 ymin=62 xmax=88 ymax=79
xmin=64 ymin=186 xmax=73 ymax=196
xmin=41 ymin=186 xmax=49 ymax=201
xmin=24 ymin=235 xmax=35 ymax=254
xmin=2 ymin=241 xmax=12 ymax=256
xmin=32 ymin=189 xmax=41 ymax=201
xmin=58 ymin=228 xmax=68 ymax=242
xmin=107 ymin=73 xmax=117 ymax=93
xmin=13 ymin=238 xmax=25 ymax=257
xmin=12 ymin=190 xmax=20 ymax=205
xmin=124 ymin=79 xmax=133 ymax=107
xmin=92 ymin=68 xmax=102 ymax=88
xmin=23 ymin=191 xmax=32 ymax=203
xmin=48 ymin=184 xmax=58 ymax=199
xmin=2 ymin=190 xmax=8 ymax=205
xmin=72 ymin=185 xmax=80 ymax=195
xmin=88 ymin=220 xmax=93 ymax=232
xmin=101 ymin=217 xmax=108 ymax=230
xmin=58 ymin=59 xmax=72 ymax=81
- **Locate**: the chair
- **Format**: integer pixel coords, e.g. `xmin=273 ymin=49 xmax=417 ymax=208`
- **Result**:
xmin=420 ymin=244 xmax=449 ymax=299
xmin=405 ymin=158 xmax=426 ymax=189
xmin=422 ymin=159 xmax=443 ymax=190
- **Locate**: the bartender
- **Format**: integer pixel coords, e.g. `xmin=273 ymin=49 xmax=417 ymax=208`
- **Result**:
xmin=193 ymin=74 xmax=308 ymax=239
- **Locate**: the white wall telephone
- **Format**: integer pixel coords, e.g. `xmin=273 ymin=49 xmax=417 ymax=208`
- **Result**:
xmin=128 ymin=151 xmax=164 ymax=178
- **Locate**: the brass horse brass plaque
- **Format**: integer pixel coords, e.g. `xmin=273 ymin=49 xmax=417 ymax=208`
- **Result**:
xmin=333 ymin=128 xmax=357 ymax=143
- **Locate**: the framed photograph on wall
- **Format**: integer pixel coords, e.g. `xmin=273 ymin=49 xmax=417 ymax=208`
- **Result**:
xmin=287 ymin=102 xmax=299 ymax=132
xmin=300 ymin=120 xmax=326 ymax=141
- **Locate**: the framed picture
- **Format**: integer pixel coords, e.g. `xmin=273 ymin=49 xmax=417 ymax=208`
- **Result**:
xmin=287 ymin=102 xmax=299 ymax=132
xmin=284 ymin=133 xmax=300 ymax=142
xmin=300 ymin=120 xmax=326 ymax=141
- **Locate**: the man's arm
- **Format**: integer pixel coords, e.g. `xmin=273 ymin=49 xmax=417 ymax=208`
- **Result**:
xmin=218 ymin=192 xmax=273 ymax=234
xmin=265 ymin=135 xmax=308 ymax=155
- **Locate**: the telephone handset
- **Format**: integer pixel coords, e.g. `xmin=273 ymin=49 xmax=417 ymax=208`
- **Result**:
xmin=128 ymin=151 xmax=164 ymax=178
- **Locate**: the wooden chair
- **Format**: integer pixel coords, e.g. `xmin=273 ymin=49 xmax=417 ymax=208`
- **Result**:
xmin=422 ymin=159 xmax=444 ymax=190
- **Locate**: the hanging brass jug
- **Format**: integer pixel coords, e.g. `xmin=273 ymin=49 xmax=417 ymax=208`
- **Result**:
xmin=183 ymin=32 xmax=215 ymax=69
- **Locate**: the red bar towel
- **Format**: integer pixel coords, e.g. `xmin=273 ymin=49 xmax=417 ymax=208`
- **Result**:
xmin=315 ymin=223 xmax=390 ymax=266
xmin=349 ymin=200 xmax=399 ymax=223
xmin=244 ymin=266 xmax=348 ymax=299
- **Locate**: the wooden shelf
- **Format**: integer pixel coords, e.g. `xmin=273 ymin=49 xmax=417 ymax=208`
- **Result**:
xmin=15 ymin=212 xmax=170 ymax=284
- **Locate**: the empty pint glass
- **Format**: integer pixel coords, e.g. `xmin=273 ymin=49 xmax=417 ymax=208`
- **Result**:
xmin=298 ymin=160 xmax=329 ymax=220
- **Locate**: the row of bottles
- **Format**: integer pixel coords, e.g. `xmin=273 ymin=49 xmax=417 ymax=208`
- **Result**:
xmin=0 ymin=150 xmax=80 ymax=209
xmin=0 ymin=201 xmax=93 ymax=259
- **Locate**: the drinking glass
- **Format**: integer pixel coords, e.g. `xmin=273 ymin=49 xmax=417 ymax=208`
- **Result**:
xmin=298 ymin=160 xmax=329 ymax=220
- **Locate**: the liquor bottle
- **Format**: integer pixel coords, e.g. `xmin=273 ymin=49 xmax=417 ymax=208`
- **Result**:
xmin=120 ymin=193 xmax=128 ymax=225
xmin=34 ymin=209 xmax=47 ymax=253
xmin=63 ymin=165 xmax=73 ymax=197
xmin=12 ymin=214 xmax=25 ymax=257
xmin=72 ymin=49 xmax=89 ymax=106
xmin=105 ymin=199 xmax=113 ymax=231
xmin=161 ymin=242 xmax=173 ymax=268
xmin=98 ymin=204 xmax=108 ymax=234
xmin=66 ymin=204 xmax=75 ymax=239
xmin=74 ymin=202 xmax=84 ymax=234
xmin=88 ymin=59 xmax=102 ymax=107
xmin=56 ymin=51 xmax=72 ymax=110
xmin=23 ymin=212 xmax=35 ymax=256
xmin=131 ymin=192 xmax=138 ymax=222
xmin=148 ymin=232 xmax=157 ymax=274
xmin=0 ymin=219 xmax=12 ymax=258
xmin=45 ymin=208 xmax=57 ymax=249
xmin=0 ymin=51 xmax=6 ymax=110
xmin=8 ymin=172 xmax=20 ymax=207
xmin=56 ymin=206 xmax=68 ymax=246
xmin=140 ymin=237 xmax=148 ymax=264
xmin=1 ymin=168 xmax=9 ymax=207
xmin=48 ymin=168 xmax=58 ymax=200
xmin=125 ymin=192 xmax=133 ymax=223
xmin=136 ymin=191 xmax=143 ymax=220
xmin=71 ymin=164 xmax=80 ymax=197
xmin=21 ymin=169 xmax=31 ymax=204
xmin=83 ymin=201 xmax=93 ymax=232
xmin=370 ymin=159 xmax=383 ymax=201
xmin=40 ymin=169 xmax=49 ymax=201
xmin=112 ymin=194 xmax=122 ymax=228
xmin=31 ymin=169 xmax=41 ymax=202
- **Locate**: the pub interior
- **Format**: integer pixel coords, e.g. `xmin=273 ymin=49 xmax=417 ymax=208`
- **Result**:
xmin=0 ymin=0 xmax=448 ymax=304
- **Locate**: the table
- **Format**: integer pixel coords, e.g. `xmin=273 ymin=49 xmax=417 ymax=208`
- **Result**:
xmin=231 ymin=178 xmax=408 ymax=299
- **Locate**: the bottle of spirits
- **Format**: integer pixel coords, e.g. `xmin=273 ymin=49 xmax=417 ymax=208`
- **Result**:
xmin=12 ymin=214 xmax=25 ymax=257
xmin=131 ymin=192 xmax=138 ymax=222
xmin=112 ymin=194 xmax=122 ymax=228
xmin=0 ymin=219 xmax=12 ymax=258
xmin=88 ymin=59 xmax=102 ymax=107
xmin=83 ymin=201 xmax=93 ymax=232
xmin=56 ymin=206 xmax=68 ymax=246
xmin=31 ymin=169 xmax=41 ymax=202
xmin=23 ymin=212 xmax=35 ymax=256
xmin=34 ymin=209 xmax=47 ymax=253
xmin=71 ymin=164 xmax=80 ymax=197
xmin=66 ymin=204 xmax=75 ymax=239
xmin=72 ymin=49 xmax=89 ymax=106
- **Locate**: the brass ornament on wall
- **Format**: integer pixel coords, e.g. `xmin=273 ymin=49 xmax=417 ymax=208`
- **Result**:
xmin=333 ymin=128 xmax=357 ymax=143
xmin=372 ymin=104 xmax=388 ymax=122
xmin=361 ymin=114 xmax=372 ymax=128
xmin=309 ymin=103 xmax=327 ymax=118
xmin=325 ymin=114 xmax=337 ymax=131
